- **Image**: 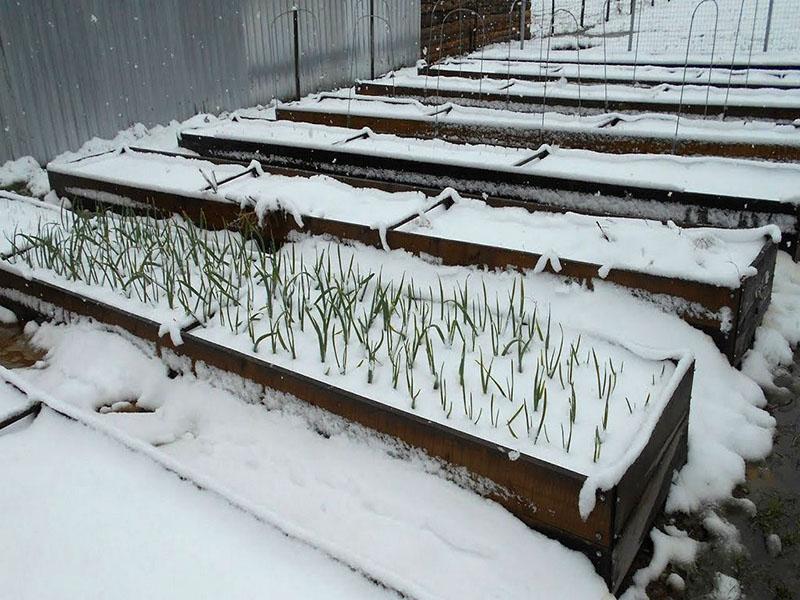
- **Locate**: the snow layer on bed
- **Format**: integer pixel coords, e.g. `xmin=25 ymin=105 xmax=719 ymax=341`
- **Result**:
xmin=379 ymin=70 xmax=800 ymax=108
xmin=18 ymin=319 xmax=610 ymax=599
xmin=522 ymin=147 xmax=800 ymax=202
xmin=189 ymin=118 xmax=528 ymax=167
xmin=401 ymin=198 xmax=773 ymax=287
xmin=296 ymin=94 xmax=800 ymax=146
xmin=195 ymin=116 xmax=800 ymax=202
xmin=430 ymin=58 xmax=800 ymax=89
xmin=0 ymin=192 xmax=67 ymax=256
xmin=219 ymin=171 xmax=434 ymax=228
xmin=48 ymin=149 xmax=246 ymax=196
xmin=0 ymin=409 xmax=395 ymax=600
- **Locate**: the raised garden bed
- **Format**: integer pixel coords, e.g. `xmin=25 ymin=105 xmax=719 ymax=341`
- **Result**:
xmin=418 ymin=59 xmax=800 ymax=90
xmin=276 ymin=95 xmax=800 ymax=161
xmin=355 ymin=75 xmax=800 ymax=121
xmin=44 ymin=155 xmax=778 ymax=365
xmin=0 ymin=212 xmax=695 ymax=592
xmin=46 ymin=148 xmax=436 ymax=238
xmin=471 ymin=49 xmax=800 ymax=71
xmin=176 ymin=119 xmax=800 ymax=259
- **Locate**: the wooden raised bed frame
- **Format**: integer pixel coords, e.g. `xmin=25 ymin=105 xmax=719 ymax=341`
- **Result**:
xmin=174 ymin=129 xmax=800 ymax=260
xmin=417 ymin=63 xmax=800 ymax=91
xmin=354 ymin=80 xmax=800 ymax=122
xmin=47 ymin=153 xmax=777 ymax=366
xmin=0 ymin=258 xmax=693 ymax=594
xmin=275 ymin=101 xmax=800 ymax=162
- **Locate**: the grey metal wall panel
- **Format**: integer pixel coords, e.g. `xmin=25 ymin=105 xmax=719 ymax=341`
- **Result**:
xmin=0 ymin=0 xmax=420 ymax=164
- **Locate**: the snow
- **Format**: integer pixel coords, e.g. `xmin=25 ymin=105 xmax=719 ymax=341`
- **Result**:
xmin=222 ymin=171 xmax=436 ymax=229
xmin=703 ymin=510 xmax=744 ymax=554
xmin=289 ymin=93 xmax=800 ymax=147
xmin=711 ymin=573 xmax=742 ymax=600
xmin=427 ymin=58 xmax=800 ymax=89
xmin=186 ymin=118 xmax=529 ymax=167
xmin=186 ymin=114 xmax=800 ymax=202
xmin=2 ymin=212 xmax=255 ymax=335
xmin=399 ymin=196 xmax=775 ymax=287
xmin=741 ymin=252 xmax=800 ymax=390
xmin=372 ymin=69 xmax=800 ymax=110
xmin=0 ymin=156 xmax=49 ymax=197
xmin=11 ymin=321 xmax=610 ymax=599
xmin=766 ymin=533 xmax=782 ymax=557
xmin=478 ymin=0 xmax=800 ymax=62
xmin=0 ymin=305 xmax=17 ymax=324
xmin=44 ymin=147 xmax=780 ymax=288
xmin=621 ymin=526 xmax=701 ymax=599
xmin=666 ymin=572 xmax=686 ymax=593
xmin=0 ymin=378 xmax=29 ymax=415
xmin=187 ymin=235 xmax=689 ymax=485
xmin=51 ymin=113 xmax=219 ymax=164
xmin=0 ymin=408 xmax=399 ymax=600
xmin=0 ymin=192 xmax=69 ymax=257
xmin=48 ymin=149 xmax=434 ymax=230
xmin=48 ymin=148 xmax=247 ymax=196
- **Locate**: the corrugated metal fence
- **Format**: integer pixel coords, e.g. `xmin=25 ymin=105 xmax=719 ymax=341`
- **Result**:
xmin=0 ymin=0 xmax=420 ymax=164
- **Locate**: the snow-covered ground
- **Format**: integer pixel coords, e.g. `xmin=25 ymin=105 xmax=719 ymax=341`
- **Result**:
xmin=477 ymin=0 xmax=800 ymax=64
xmin=0 ymin=404 xmax=402 ymax=600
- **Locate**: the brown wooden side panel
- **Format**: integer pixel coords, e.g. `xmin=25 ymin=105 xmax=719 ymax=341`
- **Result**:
xmin=300 ymin=216 xmax=385 ymax=248
xmin=731 ymin=242 xmax=778 ymax=365
xmin=610 ymin=415 xmax=689 ymax=592
xmin=0 ymin=268 xmax=168 ymax=345
xmin=48 ymin=170 xmax=243 ymax=229
xmin=613 ymin=366 xmax=693 ymax=534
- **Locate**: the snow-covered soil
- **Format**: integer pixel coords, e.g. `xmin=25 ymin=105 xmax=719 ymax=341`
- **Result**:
xmin=286 ymin=94 xmax=800 ymax=147
xmin=3 ymin=211 xmax=254 ymax=336
xmin=49 ymin=149 xmax=247 ymax=195
xmin=185 ymin=115 xmax=800 ymax=202
xmin=0 ymin=200 xmax=693 ymax=489
xmin=400 ymin=196 xmax=777 ymax=287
